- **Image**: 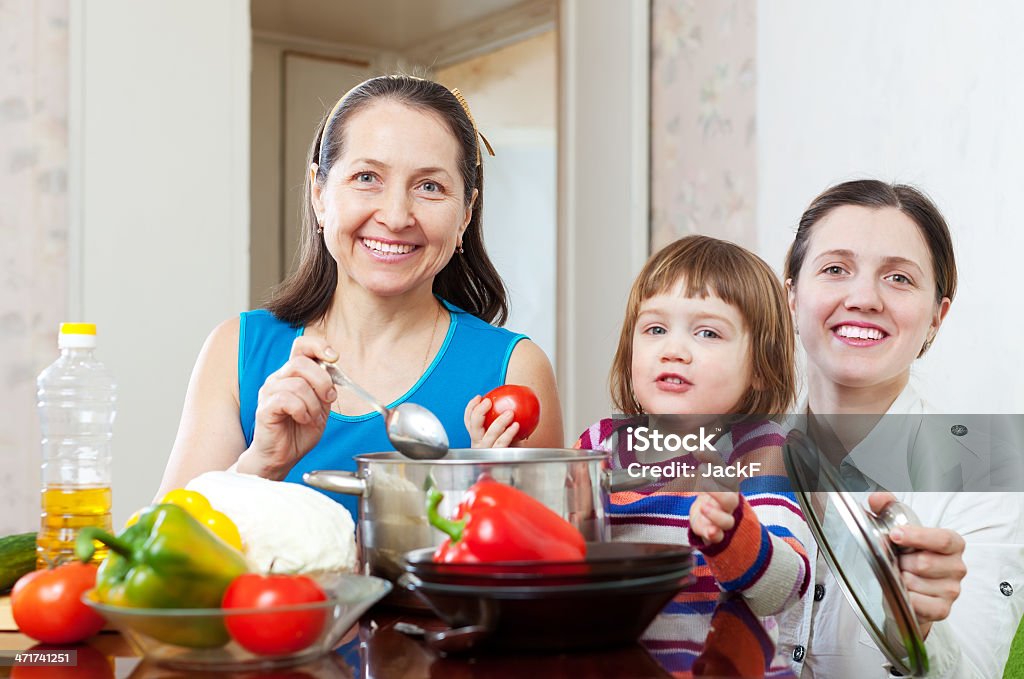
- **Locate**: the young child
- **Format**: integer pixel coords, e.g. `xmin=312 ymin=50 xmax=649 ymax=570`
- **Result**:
xmin=581 ymin=235 xmax=809 ymax=618
xmin=468 ymin=235 xmax=809 ymax=620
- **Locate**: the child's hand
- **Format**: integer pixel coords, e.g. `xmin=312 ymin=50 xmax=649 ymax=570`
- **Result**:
xmin=464 ymin=395 xmax=521 ymax=448
xmin=689 ymin=492 xmax=740 ymax=545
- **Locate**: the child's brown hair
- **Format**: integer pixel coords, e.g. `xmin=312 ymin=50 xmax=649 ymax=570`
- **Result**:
xmin=610 ymin=235 xmax=796 ymax=416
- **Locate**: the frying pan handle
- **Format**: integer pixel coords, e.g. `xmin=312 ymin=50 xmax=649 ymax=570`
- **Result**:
xmin=396 ymin=573 xmax=498 ymax=652
xmin=303 ymin=470 xmax=367 ymax=496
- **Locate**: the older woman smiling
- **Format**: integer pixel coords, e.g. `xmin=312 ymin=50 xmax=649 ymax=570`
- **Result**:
xmin=157 ymin=76 xmax=563 ymax=516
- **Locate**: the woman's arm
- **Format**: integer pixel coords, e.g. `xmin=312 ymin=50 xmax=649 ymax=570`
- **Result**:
xmin=504 ymin=339 xmax=563 ymax=447
xmin=157 ymin=319 xmax=339 ymax=499
xmin=157 ymin=318 xmax=247 ymax=498
xmin=465 ymin=339 xmax=564 ymax=448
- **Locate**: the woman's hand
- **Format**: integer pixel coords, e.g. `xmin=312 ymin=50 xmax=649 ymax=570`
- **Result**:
xmin=237 ymin=337 xmax=338 ymax=479
xmin=464 ymin=395 xmax=520 ymax=448
xmin=690 ymin=492 xmax=740 ymax=545
xmin=868 ymin=492 xmax=967 ymax=638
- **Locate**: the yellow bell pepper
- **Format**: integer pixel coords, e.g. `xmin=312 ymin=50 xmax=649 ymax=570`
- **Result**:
xmin=125 ymin=489 xmax=244 ymax=551
xmin=200 ymin=509 xmax=244 ymax=552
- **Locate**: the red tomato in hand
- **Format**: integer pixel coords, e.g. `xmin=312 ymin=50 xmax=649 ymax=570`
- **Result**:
xmin=11 ymin=562 xmax=104 ymax=644
xmin=482 ymin=385 xmax=541 ymax=441
xmin=222 ymin=573 xmax=328 ymax=656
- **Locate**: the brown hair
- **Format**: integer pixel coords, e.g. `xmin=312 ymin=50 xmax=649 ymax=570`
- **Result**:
xmin=784 ymin=179 xmax=958 ymax=304
xmin=610 ymin=235 xmax=796 ymax=416
xmin=266 ymin=75 xmax=508 ymax=326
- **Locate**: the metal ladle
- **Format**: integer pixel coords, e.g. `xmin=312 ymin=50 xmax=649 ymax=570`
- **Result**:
xmin=317 ymin=360 xmax=449 ymax=460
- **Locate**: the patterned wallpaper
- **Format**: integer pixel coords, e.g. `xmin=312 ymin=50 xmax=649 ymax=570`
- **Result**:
xmin=649 ymin=0 xmax=757 ymax=252
xmin=0 ymin=0 xmax=69 ymax=534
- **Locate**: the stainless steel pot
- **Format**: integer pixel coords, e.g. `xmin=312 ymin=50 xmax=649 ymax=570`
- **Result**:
xmin=304 ymin=448 xmax=643 ymax=583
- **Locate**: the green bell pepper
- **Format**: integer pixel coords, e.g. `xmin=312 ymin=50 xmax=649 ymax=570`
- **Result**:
xmin=76 ymin=503 xmax=249 ymax=648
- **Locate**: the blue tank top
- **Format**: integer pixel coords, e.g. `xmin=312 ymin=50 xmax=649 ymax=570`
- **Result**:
xmin=237 ymin=298 xmax=526 ymax=517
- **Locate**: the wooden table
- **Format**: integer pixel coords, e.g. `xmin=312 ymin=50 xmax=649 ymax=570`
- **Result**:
xmin=0 ymin=595 xmax=799 ymax=678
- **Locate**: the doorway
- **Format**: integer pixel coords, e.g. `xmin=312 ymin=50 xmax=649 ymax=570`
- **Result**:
xmin=249 ymin=0 xmax=558 ymax=363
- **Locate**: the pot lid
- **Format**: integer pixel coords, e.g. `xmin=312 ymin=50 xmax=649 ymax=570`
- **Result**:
xmin=783 ymin=429 xmax=928 ymax=677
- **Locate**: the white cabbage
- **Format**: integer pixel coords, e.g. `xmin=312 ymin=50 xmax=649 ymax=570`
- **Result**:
xmin=186 ymin=471 xmax=357 ymax=574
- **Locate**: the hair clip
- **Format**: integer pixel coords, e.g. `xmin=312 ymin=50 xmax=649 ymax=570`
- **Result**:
xmin=450 ymin=88 xmax=495 ymax=166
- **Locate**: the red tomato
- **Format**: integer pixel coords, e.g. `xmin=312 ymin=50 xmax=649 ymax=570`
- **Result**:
xmin=222 ymin=573 xmax=328 ymax=656
xmin=10 ymin=643 xmax=113 ymax=679
xmin=10 ymin=562 xmax=105 ymax=644
xmin=482 ymin=385 xmax=541 ymax=441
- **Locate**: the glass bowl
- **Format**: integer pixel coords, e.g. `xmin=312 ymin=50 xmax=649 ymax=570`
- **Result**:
xmin=83 ymin=572 xmax=390 ymax=671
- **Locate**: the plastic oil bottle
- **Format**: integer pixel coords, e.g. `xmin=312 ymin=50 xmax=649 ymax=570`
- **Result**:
xmin=36 ymin=323 xmax=117 ymax=567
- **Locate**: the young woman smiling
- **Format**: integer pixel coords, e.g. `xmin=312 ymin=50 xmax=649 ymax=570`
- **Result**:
xmin=782 ymin=179 xmax=1024 ymax=678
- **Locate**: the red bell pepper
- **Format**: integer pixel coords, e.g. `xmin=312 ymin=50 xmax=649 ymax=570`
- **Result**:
xmin=427 ymin=476 xmax=586 ymax=563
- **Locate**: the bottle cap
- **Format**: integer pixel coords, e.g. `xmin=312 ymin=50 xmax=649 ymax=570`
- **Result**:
xmin=58 ymin=322 xmax=97 ymax=348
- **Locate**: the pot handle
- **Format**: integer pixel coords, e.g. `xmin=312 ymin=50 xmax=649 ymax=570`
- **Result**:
xmin=602 ymin=467 xmax=651 ymax=493
xmin=396 ymin=572 xmax=421 ymax=592
xmin=303 ymin=470 xmax=367 ymax=496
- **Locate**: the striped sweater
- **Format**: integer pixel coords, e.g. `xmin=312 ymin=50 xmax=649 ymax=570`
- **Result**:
xmin=576 ymin=417 xmax=810 ymax=617
xmin=642 ymin=595 xmax=798 ymax=677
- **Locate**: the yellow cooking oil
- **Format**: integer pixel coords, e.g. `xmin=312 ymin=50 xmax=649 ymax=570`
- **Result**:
xmin=37 ymin=485 xmax=112 ymax=568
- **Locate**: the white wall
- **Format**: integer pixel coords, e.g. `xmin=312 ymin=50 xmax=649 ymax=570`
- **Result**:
xmin=250 ymin=40 xmax=285 ymax=306
xmin=475 ymin=133 xmax=557 ymax=363
xmin=71 ymin=0 xmax=251 ymax=525
xmin=758 ymin=0 xmax=1024 ymax=413
xmin=250 ymin=35 xmax=384 ymax=305
xmin=435 ymin=31 xmax=557 ymax=129
xmin=436 ymin=31 xmax=558 ymax=367
xmin=558 ymin=0 xmax=650 ymax=438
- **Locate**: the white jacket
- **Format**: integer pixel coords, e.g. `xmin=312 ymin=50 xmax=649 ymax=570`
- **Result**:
xmin=781 ymin=385 xmax=1024 ymax=678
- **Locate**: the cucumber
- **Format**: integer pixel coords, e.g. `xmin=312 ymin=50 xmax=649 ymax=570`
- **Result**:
xmin=0 ymin=532 xmax=37 ymax=592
